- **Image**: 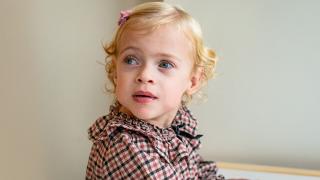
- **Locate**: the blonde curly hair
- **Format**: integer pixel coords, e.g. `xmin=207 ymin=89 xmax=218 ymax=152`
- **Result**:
xmin=104 ymin=2 xmax=217 ymax=103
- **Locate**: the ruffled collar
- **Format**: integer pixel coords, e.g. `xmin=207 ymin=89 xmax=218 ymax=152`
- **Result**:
xmin=88 ymin=101 xmax=201 ymax=142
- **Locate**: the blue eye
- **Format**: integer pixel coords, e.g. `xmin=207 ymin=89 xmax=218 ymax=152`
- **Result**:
xmin=124 ymin=55 xmax=139 ymax=65
xmin=159 ymin=60 xmax=174 ymax=69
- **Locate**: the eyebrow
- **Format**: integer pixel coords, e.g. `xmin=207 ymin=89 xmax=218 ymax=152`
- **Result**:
xmin=119 ymin=46 xmax=141 ymax=55
xmin=155 ymin=53 xmax=182 ymax=62
xmin=120 ymin=46 xmax=183 ymax=61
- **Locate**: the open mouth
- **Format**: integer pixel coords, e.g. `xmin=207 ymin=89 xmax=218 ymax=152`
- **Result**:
xmin=132 ymin=95 xmax=157 ymax=99
xmin=132 ymin=91 xmax=158 ymax=103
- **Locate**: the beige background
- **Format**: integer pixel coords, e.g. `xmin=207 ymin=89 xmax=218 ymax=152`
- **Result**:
xmin=0 ymin=0 xmax=319 ymax=179
xmin=167 ymin=0 xmax=320 ymax=170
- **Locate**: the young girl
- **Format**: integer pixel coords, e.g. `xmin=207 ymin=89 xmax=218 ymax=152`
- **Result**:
xmin=86 ymin=2 xmax=225 ymax=179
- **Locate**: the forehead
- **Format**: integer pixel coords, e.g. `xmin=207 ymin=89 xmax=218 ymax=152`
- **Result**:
xmin=118 ymin=25 xmax=194 ymax=61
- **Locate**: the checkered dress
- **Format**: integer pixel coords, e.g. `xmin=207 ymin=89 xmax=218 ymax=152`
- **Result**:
xmin=86 ymin=102 xmax=225 ymax=179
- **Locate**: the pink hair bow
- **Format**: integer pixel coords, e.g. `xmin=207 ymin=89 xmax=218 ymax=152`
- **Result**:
xmin=118 ymin=10 xmax=131 ymax=26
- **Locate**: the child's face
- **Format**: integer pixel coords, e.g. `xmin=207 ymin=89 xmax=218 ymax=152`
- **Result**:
xmin=114 ymin=25 xmax=200 ymax=128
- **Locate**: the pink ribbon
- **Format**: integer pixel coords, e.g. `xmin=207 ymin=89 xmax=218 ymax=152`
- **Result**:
xmin=118 ymin=10 xmax=131 ymax=26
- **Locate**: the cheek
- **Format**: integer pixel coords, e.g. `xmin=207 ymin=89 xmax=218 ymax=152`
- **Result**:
xmin=162 ymin=85 xmax=186 ymax=107
xmin=115 ymin=75 xmax=127 ymax=91
xmin=114 ymin=64 xmax=126 ymax=86
xmin=115 ymin=77 xmax=129 ymax=104
xmin=164 ymin=77 xmax=190 ymax=98
xmin=114 ymin=71 xmax=126 ymax=95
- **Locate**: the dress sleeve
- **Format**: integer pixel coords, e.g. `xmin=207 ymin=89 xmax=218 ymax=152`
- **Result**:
xmin=86 ymin=133 xmax=177 ymax=180
xmin=197 ymin=154 xmax=225 ymax=180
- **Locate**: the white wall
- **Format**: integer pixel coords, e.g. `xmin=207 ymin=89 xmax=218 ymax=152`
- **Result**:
xmin=166 ymin=0 xmax=320 ymax=170
xmin=0 ymin=0 xmax=151 ymax=179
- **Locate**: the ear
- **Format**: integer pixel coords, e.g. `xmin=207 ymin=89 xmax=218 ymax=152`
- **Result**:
xmin=186 ymin=67 xmax=203 ymax=95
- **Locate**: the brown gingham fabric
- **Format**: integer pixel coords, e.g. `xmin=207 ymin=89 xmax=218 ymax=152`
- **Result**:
xmin=86 ymin=102 xmax=225 ymax=179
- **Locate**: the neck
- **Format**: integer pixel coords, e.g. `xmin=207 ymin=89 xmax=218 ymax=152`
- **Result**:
xmin=119 ymin=105 xmax=180 ymax=129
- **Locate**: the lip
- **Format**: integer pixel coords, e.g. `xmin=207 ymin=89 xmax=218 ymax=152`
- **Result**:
xmin=132 ymin=90 xmax=158 ymax=103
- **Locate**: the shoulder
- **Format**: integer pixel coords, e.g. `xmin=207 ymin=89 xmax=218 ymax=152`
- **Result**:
xmin=87 ymin=113 xmax=163 ymax=164
xmin=87 ymin=122 xmax=177 ymax=179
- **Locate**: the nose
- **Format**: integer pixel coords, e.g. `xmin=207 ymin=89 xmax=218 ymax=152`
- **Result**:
xmin=136 ymin=65 xmax=155 ymax=84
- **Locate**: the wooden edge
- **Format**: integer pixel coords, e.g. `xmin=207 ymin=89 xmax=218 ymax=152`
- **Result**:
xmin=217 ymin=162 xmax=320 ymax=177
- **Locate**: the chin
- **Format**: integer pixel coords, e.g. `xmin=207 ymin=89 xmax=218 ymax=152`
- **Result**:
xmin=130 ymin=106 xmax=157 ymax=118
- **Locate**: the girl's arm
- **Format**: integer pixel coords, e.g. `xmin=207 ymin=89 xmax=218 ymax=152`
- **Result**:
xmin=196 ymin=154 xmax=225 ymax=180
